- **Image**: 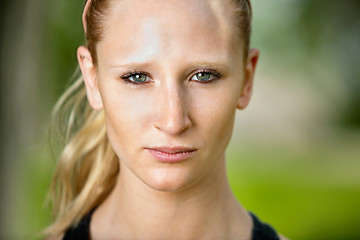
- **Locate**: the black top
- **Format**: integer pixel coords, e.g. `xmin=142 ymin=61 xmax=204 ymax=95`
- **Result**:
xmin=63 ymin=210 xmax=279 ymax=240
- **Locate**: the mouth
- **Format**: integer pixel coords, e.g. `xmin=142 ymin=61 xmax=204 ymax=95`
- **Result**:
xmin=146 ymin=146 xmax=196 ymax=163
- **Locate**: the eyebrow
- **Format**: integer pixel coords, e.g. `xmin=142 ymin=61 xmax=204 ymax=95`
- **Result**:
xmin=187 ymin=61 xmax=231 ymax=71
xmin=109 ymin=61 xmax=153 ymax=69
xmin=108 ymin=61 xmax=231 ymax=72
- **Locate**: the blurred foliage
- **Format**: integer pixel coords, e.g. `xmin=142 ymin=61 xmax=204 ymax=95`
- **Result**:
xmin=252 ymin=0 xmax=360 ymax=127
xmin=296 ymin=0 xmax=360 ymax=127
xmin=43 ymin=0 xmax=84 ymax=102
xmin=227 ymin=138 xmax=360 ymax=240
xmin=1 ymin=0 xmax=359 ymax=239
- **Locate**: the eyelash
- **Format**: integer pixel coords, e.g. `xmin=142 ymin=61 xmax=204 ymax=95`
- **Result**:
xmin=120 ymin=70 xmax=152 ymax=85
xmin=119 ymin=69 xmax=222 ymax=85
xmin=191 ymin=69 xmax=222 ymax=84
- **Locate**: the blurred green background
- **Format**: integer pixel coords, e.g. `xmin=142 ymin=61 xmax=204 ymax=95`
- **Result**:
xmin=0 ymin=0 xmax=359 ymax=239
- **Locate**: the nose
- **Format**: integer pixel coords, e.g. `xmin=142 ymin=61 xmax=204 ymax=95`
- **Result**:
xmin=154 ymin=83 xmax=192 ymax=135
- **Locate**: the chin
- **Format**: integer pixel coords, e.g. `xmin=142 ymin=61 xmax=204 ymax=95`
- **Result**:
xmin=143 ymin=167 xmax=198 ymax=192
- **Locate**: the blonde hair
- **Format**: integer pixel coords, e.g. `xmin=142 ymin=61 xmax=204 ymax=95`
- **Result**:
xmin=45 ymin=0 xmax=252 ymax=237
xmin=44 ymin=68 xmax=119 ymax=237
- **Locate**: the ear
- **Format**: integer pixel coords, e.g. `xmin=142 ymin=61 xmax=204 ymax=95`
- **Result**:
xmin=77 ymin=46 xmax=103 ymax=110
xmin=237 ymin=48 xmax=259 ymax=110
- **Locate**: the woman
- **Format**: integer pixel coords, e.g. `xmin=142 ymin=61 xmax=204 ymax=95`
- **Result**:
xmin=46 ymin=0 xmax=287 ymax=239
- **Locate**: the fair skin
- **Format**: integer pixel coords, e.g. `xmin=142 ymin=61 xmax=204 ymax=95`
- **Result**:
xmin=74 ymin=0 xmax=282 ymax=239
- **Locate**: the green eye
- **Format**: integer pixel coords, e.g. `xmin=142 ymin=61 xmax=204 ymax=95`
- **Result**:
xmin=191 ymin=71 xmax=219 ymax=82
xmin=196 ymin=72 xmax=211 ymax=81
xmin=129 ymin=74 xmax=148 ymax=83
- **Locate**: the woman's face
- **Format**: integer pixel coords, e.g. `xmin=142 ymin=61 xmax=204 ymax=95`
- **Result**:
xmin=79 ymin=0 xmax=258 ymax=191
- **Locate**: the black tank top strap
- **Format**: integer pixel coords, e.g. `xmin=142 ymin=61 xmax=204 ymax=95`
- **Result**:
xmin=62 ymin=208 xmax=95 ymax=240
xmin=249 ymin=212 xmax=280 ymax=240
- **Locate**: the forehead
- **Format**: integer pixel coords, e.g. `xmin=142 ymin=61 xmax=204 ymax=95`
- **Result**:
xmin=97 ymin=0 xmax=242 ymax=66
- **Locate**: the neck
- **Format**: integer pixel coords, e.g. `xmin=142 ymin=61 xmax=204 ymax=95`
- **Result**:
xmin=91 ymin=156 xmax=252 ymax=240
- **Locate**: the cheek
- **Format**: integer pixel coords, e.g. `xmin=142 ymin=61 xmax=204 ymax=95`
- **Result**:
xmin=190 ymin=82 xmax=240 ymax=144
xmin=98 ymin=81 xmax=154 ymax=158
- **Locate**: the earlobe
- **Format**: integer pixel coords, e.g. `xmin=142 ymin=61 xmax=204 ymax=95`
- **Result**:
xmin=77 ymin=46 xmax=103 ymax=110
xmin=237 ymin=48 xmax=259 ymax=110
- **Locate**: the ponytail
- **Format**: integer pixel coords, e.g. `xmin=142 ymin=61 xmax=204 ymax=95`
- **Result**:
xmin=44 ymin=67 xmax=119 ymax=237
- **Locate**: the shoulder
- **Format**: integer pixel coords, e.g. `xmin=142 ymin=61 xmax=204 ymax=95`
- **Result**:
xmin=279 ymin=234 xmax=290 ymax=240
xmin=43 ymin=233 xmax=64 ymax=240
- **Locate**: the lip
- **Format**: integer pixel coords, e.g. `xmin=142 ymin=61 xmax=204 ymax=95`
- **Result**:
xmin=146 ymin=146 xmax=196 ymax=163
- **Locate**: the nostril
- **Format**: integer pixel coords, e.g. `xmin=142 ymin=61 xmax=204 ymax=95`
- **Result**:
xmin=154 ymin=108 xmax=192 ymax=135
xmin=154 ymin=115 xmax=191 ymax=135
